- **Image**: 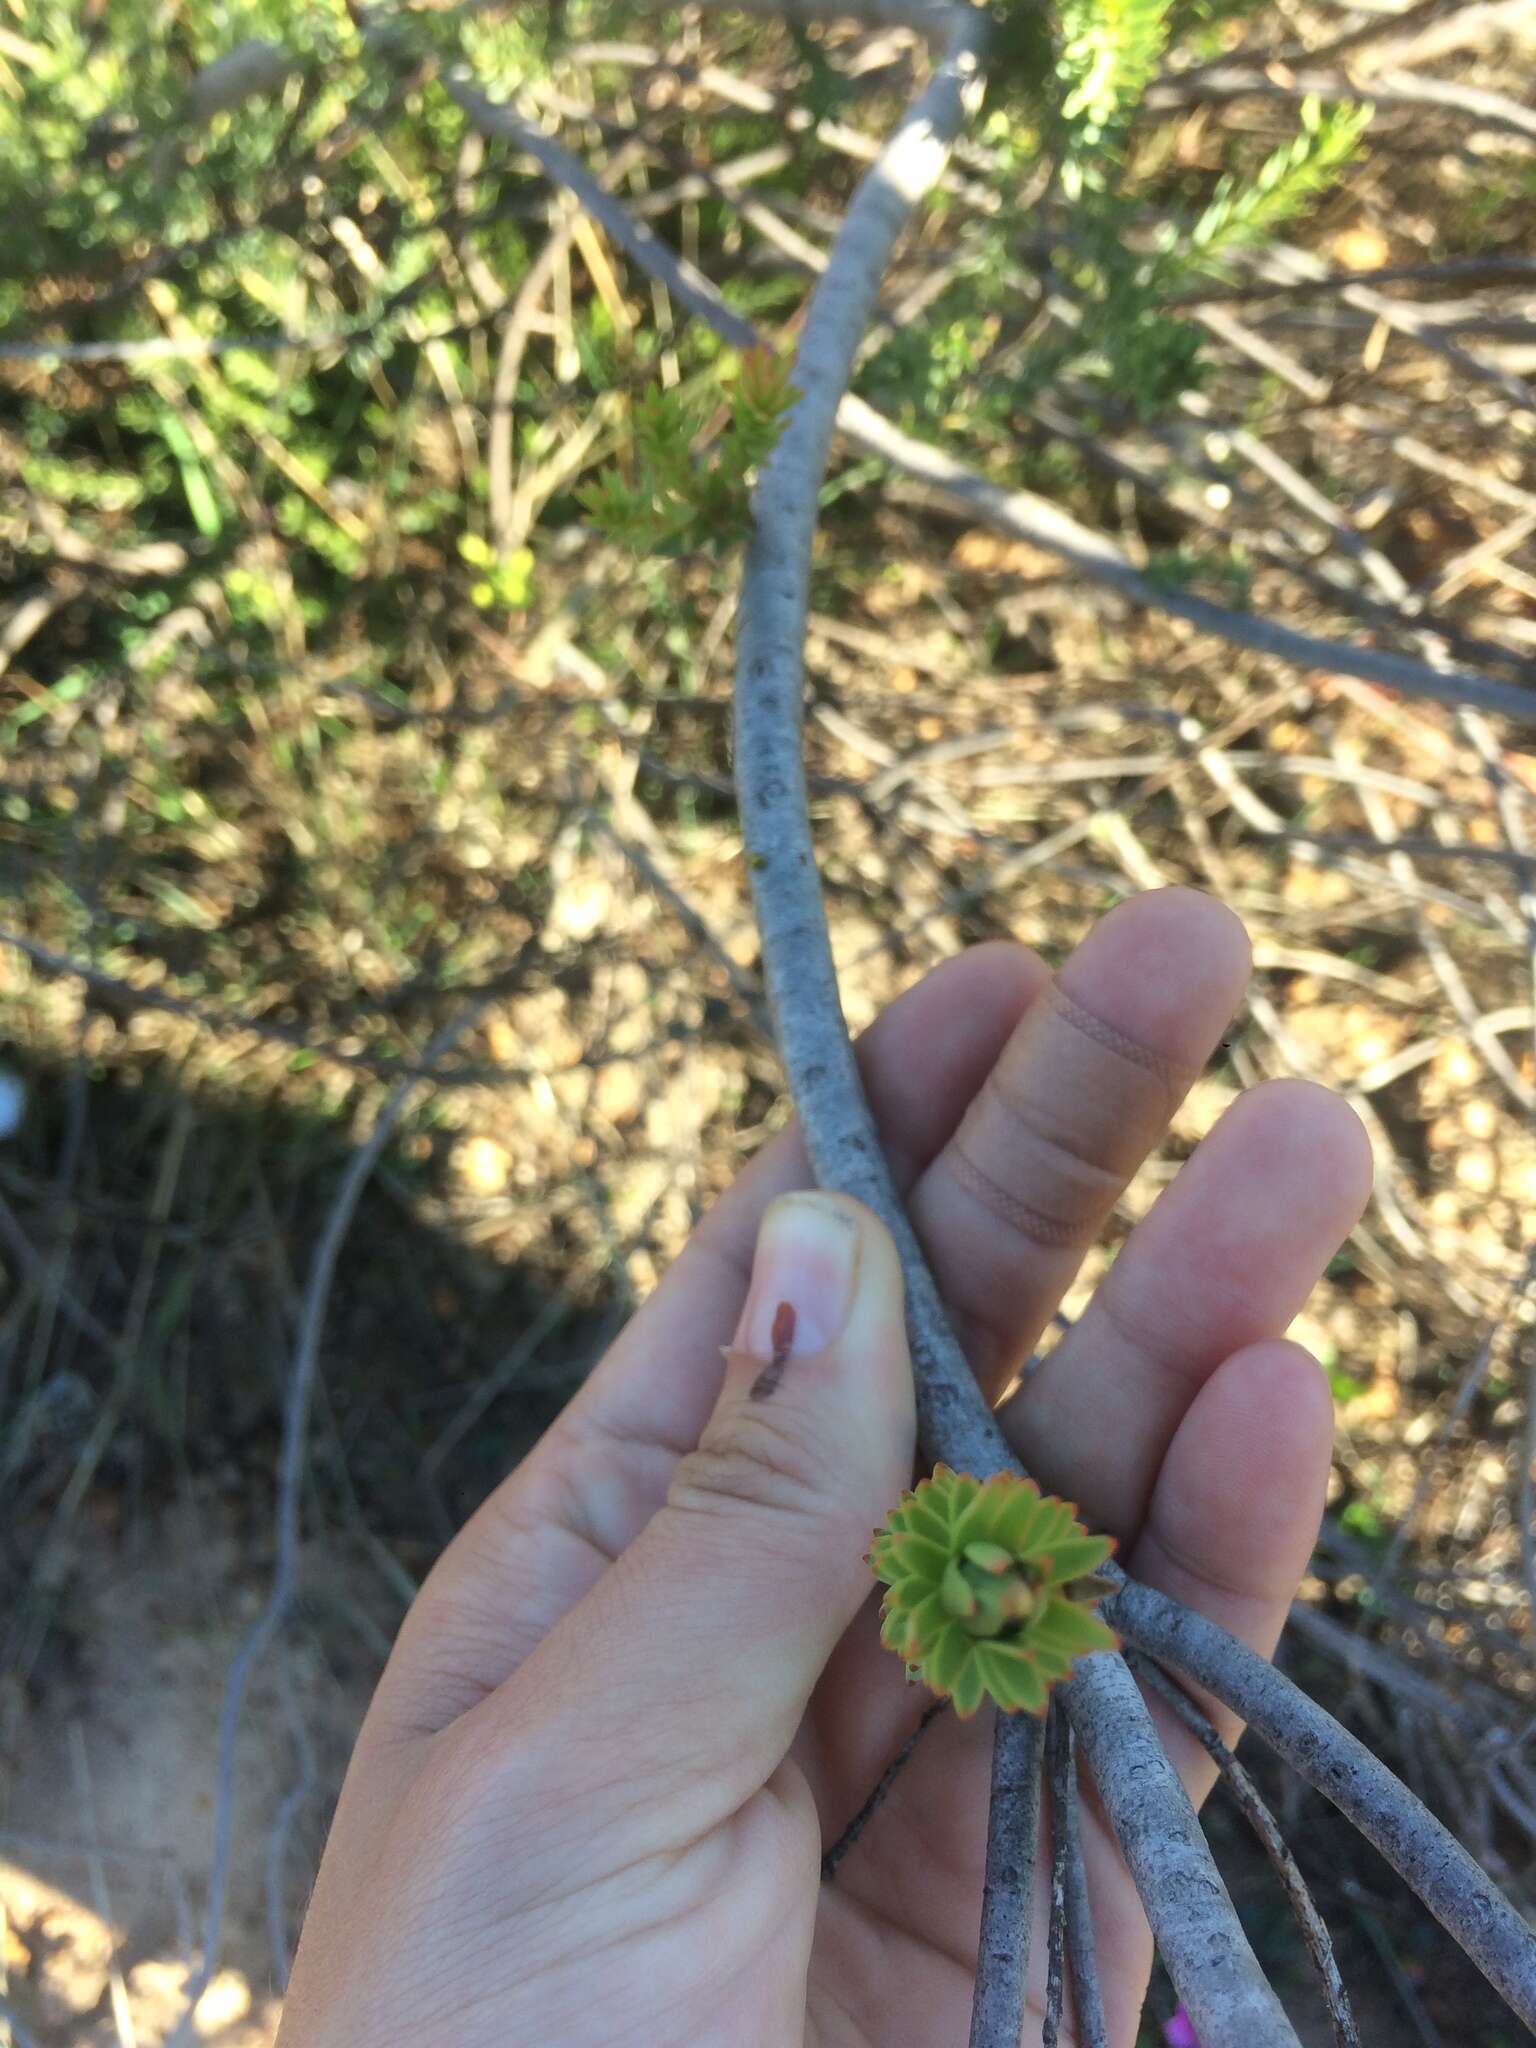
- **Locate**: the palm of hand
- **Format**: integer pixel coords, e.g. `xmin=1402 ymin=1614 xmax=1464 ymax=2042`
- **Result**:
xmin=279 ymin=895 xmax=1368 ymax=2048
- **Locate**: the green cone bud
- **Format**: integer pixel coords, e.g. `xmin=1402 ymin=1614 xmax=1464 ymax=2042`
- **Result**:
xmin=941 ymin=1558 xmax=979 ymax=1617
xmin=869 ymin=1465 xmax=1118 ymax=1717
xmin=963 ymin=1541 xmax=1015 ymax=1574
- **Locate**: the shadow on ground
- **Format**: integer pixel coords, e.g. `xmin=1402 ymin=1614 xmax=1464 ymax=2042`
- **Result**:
xmin=0 ymin=1050 xmax=614 ymax=2044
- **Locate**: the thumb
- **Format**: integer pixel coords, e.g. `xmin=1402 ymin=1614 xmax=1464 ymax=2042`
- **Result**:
xmin=560 ymin=1191 xmax=914 ymax=1814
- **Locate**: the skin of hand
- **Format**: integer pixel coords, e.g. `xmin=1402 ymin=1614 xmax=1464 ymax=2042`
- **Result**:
xmin=277 ymin=889 xmax=1372 ymax=2048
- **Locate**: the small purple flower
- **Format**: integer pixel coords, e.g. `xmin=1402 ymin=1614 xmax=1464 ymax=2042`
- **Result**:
xmin=1163 ymin=2005 xmax=1202 ymax=2048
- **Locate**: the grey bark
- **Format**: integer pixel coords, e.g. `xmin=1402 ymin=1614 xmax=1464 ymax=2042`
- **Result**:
xmin=731 ymin=12 xmax=1307 ymax=2043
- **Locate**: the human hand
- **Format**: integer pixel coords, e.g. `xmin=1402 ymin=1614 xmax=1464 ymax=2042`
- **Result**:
xmin=278 ymin=889 xmax=1371 ymax=2047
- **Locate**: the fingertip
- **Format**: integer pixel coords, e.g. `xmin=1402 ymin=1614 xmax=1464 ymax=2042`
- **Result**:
xmin=937 ymin=938 xmax=1050 ymax=1010
xmin=1058 ymin=887 xmax=1251 ymax=1068
xmin=881 ymin=942 xmax=1048 ymax=1057
xmin=1304 ymin=1080 xmax=1375 ymax=1223
xmin=1218 ymin=1076 xmax=1375 ymax=1223
xmin=1214 ymin=1335 xmax=1335 ymax=1471
xmin=735 ymin=1189 xmax=905 ymax=1362
xmin=1125 ymin=1336 xmax=1335 ymax=1797
xmin=1138 ymin=1338 xmax=1333 ymax=1622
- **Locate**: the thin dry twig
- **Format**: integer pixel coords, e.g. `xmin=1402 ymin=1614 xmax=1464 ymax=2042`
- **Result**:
xmin=442 ymin=76 xmax=758 ymax=350
xmin=1523 ymin=1352 xmax=1536 ymax=1642
xmin=0 ymin=927 xmax=537 ymax=1087
xmin=68 ymin=1724 xmax=138 ymax=2048
xmin=821 ymin=1696 xmax=950 ymax=1880
xmin=1132 ymin=1655 xmax=1361 ymax=2048
xmin=264 ymin=1656 xmax=320 ymax=1986
xmin=488 ymin=204 xmax=583 ymax=551
xmin=1112 ymin=1578 xmax=1536 ymax=2025
xmin=838 ymin=397 xmax=1536 ymax=722
xmin=1377 ymin=1243 xmax=1536 ymax=1588
xmin=1040 ymin=1703 xmax=1072 ymax=2048
xmin=1057 ymin=1711 xmax=1109 ymax=2048
xmin=1145 ymin=63 xmax=1536 ymax=146
xmin=164 ymin=993 xmax=495 ymax=2045
xmin=971 ymin=1711 xmax=1045 ymax=2048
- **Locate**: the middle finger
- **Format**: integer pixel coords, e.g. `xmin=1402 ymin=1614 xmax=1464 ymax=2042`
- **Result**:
xmin=906 ymin=885 xmax=1251 ymax=1400
xmin=1000 ymin=1075 xmax=1372 ymax=1536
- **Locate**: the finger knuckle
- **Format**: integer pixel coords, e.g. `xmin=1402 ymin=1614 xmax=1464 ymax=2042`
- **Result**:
xmin=947 ymin=1136 xmax=1100 ymax=1253
xmin=959 ymin=1075 xmax=1124 ymax=1251
xmin=667 ymin=1406 xmax=832 ymax=1531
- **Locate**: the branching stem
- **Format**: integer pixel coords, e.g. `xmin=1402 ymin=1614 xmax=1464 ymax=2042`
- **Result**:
xmin=1114 ymin=1580 xmax=1536 ymax=2027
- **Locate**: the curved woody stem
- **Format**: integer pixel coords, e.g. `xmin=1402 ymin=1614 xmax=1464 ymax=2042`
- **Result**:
xmin=731 ymin=11 xmax=1306 ymax=2045
xmin=1041 ymin=1704 xmax=1073 ymax=2048
xmin=1056 ymin=1707 xmax=1111 ymax=2048
xmin=971 ymin=1711 xmax=1046 ymax=2048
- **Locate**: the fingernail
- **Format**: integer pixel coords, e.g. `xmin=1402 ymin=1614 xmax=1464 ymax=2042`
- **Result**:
xmin=737 ymin=1194 xmax=863 ymax=1362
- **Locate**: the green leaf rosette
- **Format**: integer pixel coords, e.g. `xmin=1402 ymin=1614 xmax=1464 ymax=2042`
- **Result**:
xmin=869 ymin=1465 xmax=1118 ymax=1717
